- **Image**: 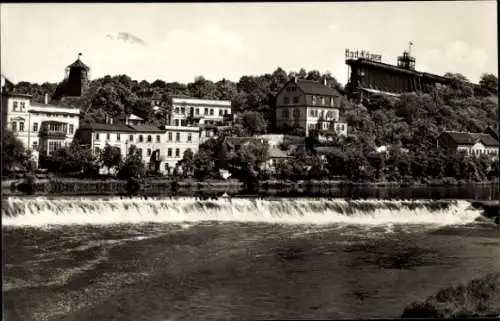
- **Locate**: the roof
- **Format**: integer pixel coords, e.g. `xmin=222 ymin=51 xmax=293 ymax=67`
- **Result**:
xmin=470 ymin=133 xmax=499 ymax=147
xmin=314 ymin=146 xmax=343 ymax=155
xmin=268 ymin=147 xmax=291 ymax=159
xmin=30 ymin=102 xmax=79 ymax=110
xmin=443 ymin=131 xmax=499 ymax=147
xmin=68 ymin=58 xmax=90 ymax=71
xmin=2 ymin=91 xmax=32 ymax=98
xmin=294 ymin=79 xmax=341 ymax=96
xmin=115 ymin=113 xmax=144 ymax=121
xmin=127 ymin=124 xmax=164 ymax=133
xmin=79 ymin=122 xmax=136 ymax=133
xmin=486 ymin=126 xmax=499 ymax=139
xmin=226 ymin=137 xmax=265 ymax=146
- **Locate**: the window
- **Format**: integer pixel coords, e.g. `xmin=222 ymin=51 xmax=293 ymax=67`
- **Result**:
xmin=168 ymin=132 xmax=172 ymax=141
xmin=107 ymin=133 xmax=111 ymax=141
xmin=321 ymin=97 xmax=325 ymax=105
xmin=33 ymin=122 xmax=39 ymax=132
xmin=283 ymin=109 xmax=289 ymax=118
xmin=181 ymin=119 xmax=186 ymax=126
xmin=187 ymin=133 xmax=192 ymax=142
xmin=176 ymin=132 xmax=180 ymax=141
xmin=219 ymin=109 xmax=223 ymax=116
xmin=175 ymin=148 xmax=180 ymax=157
xmin=32 ymin=141 xmax=38 ymax=151
xmin=164 ymin=163 xmax=169 ymax=170
xmin=129 ymin=135 xmax=134 ymax=142
xmin=284 ymin=96 xmax=290 ymax=104
xmin=293 ymin=96 xmax=299 ymax=104
xmin=156 ymin=135 xmax=161 ymax=143
xmin=147 ymin=148 xmax=152 ymax=156
xmin=224 ymin=109 xmax=229 ymax=115
xmin=196 ymin=108 xmax=200 ymax=115
xmin=147 ymin=135 xmax=152 ymax=143
xmin=168 ymin=148 xmax=172 ymax=157
xmin=204 ymin=108 xmax=208 ymax=115
xmin=205 ymin=130 xmax=210 ymax=137
xmin=19 ymin=122 xmax=24 ymax=132
xmin=137 ymin=148 xmax=143 ymax=158
xmin=139 ymin=135 xmax=144 ymax=143
xmin=95 ymin=133 xmax=100 ymax=140
xmin=13 ymin=101 xmax=18 ymax=111
xmin=210 ymin=109 xmax=214 ymax=116
xmin=175 ymin=107 xmax=180 ymax=113
xmin=20 ymin=102 xmax=26 ymax=110
xmin=175 ymin=119 xmax=179 ymax=126
xmin=310 ymin=109 xmax=315 ymax=117
xmin=69 ymin=124 xmax=74 ymax=134
xmin=181 ymin=107 xmax=185 ymax=114
xmin=117 ymin=133 xmax=121 ymax=141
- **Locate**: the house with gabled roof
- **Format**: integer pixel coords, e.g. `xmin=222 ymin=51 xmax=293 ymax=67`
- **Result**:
xmin=275 ymin=77 xmax=348 ymax=137
xmin=438 ymin=130 xmax=499 ymax=158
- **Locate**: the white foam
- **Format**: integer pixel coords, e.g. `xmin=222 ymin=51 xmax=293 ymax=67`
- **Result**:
xmin=2 ymin=197 xmax=481 ymax=227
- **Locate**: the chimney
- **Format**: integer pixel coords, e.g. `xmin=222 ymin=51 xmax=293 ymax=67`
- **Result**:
xmin=125 ymin=114 xmax=129 ymax=126
xmin=109 ymin=117 xmax=113 ymax=125
xmin=44 ymin=93 xmax=48 ymax=105
xmin=323 ymin=76 xmax=327 ymax=86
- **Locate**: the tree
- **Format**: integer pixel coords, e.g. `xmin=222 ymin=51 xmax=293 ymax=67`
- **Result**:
xmin=117 ymin=145 xmax=146 ymax=179
xmin=1 ymin=129 xmax=28 ymax=173
xmin=179 ymin=148 xmax=195 ymax=177
xmin=479 ymin=73 xmax=498 ymax=96
xmin=100 ymin=144 xmax=122 ymax=172
xmin=239 ymin=111 xmax=267 ymax=136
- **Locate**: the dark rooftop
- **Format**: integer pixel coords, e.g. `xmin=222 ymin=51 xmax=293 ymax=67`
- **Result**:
xmin=294 ymin=79 xmax=341 ymax=97
xmin=68 ymin=58 xmax=90 ymax=71
xmin=443 ymin=131 xmax=499 ymax=147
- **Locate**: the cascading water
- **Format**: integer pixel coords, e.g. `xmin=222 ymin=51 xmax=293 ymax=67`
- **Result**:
xmin=2 ymin=197 xmax=482 ymax=227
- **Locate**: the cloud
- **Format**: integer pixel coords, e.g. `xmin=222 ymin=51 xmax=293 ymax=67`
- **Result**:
xmin=166 ymin=25 xmax=245 ymax=53
xmin=106 ymin=32 xmax=146 ymax=46
xmin=420 ymin=40 xmax=489 ymax=80
xmin=327 ymin=24 xmax=339 ymax=33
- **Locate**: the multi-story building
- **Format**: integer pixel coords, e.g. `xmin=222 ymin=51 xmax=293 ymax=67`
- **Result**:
xmin=438 ymin=131 xmax=499 ymax=158
xmin=275 ymin=77 xmax=348 ymax=137
xmin=1 ymin=92 xmax=80 ymax=159
xmin=168 ymin=96 xmax=232 ymax=143
xmin=75 ymin=114 xmax=200 ymax=174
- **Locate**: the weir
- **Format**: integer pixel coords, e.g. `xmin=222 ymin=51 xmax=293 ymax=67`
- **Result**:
xmin=1 ymin=197 xmax=484 ymax=227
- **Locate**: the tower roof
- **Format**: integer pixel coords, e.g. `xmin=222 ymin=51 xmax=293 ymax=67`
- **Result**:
xmin=68 ymin=56 xmax=89 ymax=71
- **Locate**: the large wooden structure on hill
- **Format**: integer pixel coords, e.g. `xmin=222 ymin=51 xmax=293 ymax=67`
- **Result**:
xmin=345 ymin=45 xmax=481 ymax=102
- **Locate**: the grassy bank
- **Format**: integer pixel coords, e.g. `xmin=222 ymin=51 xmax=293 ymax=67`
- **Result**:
xmin=401 ymin=273 xmax=500 ymax=318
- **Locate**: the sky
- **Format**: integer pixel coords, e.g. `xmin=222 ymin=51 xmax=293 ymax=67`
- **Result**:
xmin=1 ymin=2 xmax=497 ymax=86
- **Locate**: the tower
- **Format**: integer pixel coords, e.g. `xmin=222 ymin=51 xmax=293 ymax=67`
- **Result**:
xmin=397 ymin=42 xmax=416 ymax=70
xmin=65 ymin=53 xmax=90 ymax=97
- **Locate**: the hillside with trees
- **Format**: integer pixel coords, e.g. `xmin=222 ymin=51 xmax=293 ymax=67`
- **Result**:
xmin=6 ymin=69 xmax=499 ymax=184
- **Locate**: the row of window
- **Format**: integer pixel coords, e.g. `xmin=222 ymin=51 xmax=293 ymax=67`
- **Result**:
xmin=12 ymin=101 xmax=27 ymax=111
xmin=11 ymin=121 xmax=74 ymax=134
xmin=174 ymin=106 xmax=231 ymax=117
xmin=47 ymin=141 xmax=63 ymax=155
xmin=94 ymin=146 xmax=186 ymax=159
xmin=307 ymin=123 xmax=346 ymax=131
xmin=282 ymin=95 xmax=336 ymax=106
xmin=95 ymin=132 xmax=193 ymax=143
xmin=465 ymin=149 xmax=499 ymax=156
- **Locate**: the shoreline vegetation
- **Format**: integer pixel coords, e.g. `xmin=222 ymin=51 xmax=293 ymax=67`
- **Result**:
xmin=401 ymin=273 xmax=500 ymax=318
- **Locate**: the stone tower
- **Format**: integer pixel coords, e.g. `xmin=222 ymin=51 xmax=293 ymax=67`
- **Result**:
xmin=52 ymin=53 xmax=90 ymax=101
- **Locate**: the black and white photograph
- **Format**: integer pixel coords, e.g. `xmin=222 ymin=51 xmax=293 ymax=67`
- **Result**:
xmin=1 ymin=1 xmax=499 ymax=320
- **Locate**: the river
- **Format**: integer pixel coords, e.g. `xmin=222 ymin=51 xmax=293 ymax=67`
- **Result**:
xmin=2 ymin=196 xmax=499 ymax=320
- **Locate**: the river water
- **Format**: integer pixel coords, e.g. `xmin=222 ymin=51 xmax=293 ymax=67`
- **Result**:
xmin=2 ymin=196 xmax=500 ymax=320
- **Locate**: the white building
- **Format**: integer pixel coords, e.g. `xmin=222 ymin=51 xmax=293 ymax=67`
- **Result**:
xmin=1 ymin=92 xmax=80 ymax=158
xmin=438 ymin=131 xmax=499 ymax=158
xmin=76 ymin=114 xmax=200 ymax=174
xmin=170 ymin=96 xmax=232 ymax=126
xmin=275 ymin=77 xmax=348 ymax=137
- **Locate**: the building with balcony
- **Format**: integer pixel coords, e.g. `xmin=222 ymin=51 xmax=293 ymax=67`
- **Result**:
xmin=1 ymin=91 xmax=80 ymax=161
xmin=275 ymin=77 xmax=348 ymax=137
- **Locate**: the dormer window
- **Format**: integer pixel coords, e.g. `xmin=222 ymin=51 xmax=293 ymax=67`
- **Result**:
xmin=293 ymin=96 xmax=299 ymax=104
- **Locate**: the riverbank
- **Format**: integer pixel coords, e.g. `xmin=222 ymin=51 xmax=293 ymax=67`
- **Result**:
xmin=2 ymin=177 xmax=499 ymax=200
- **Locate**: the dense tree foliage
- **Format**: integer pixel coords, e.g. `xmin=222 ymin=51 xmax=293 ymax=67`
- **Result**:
xmin=1 ymin=129 xmax=29 ymax=173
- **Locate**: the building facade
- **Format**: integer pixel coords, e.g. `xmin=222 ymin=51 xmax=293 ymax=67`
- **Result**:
xmin=275 ymin=77 xmax=348 ymax=137
xmin=2 ymin=92 xmax=80 ymax=158
xmin=438 ymin=131 xmax=499 ymax=158
xmin=75 ymin=116 xmax=200 ymax=174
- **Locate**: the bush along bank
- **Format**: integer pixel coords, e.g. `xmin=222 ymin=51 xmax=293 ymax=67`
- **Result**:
xmin=401 ymin=273 xmax=500 ymax=318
